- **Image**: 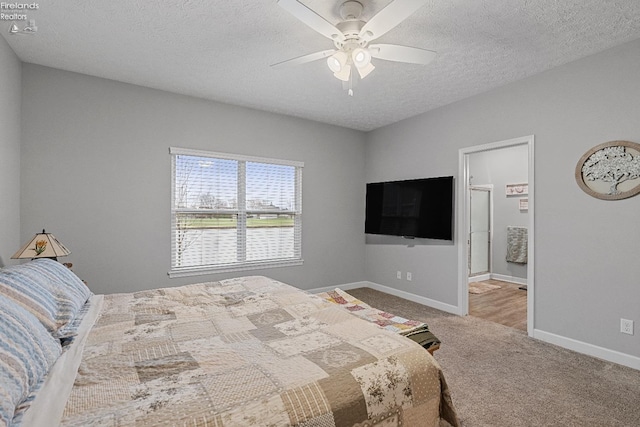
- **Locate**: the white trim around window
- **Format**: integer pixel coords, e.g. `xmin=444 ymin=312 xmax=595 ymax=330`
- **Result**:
xmin=168 ymin=147 xmax=303 ymax=278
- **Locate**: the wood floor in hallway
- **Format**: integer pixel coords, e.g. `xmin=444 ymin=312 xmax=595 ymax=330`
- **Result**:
xmin=469 ymin=279 xmax=527 ymax=331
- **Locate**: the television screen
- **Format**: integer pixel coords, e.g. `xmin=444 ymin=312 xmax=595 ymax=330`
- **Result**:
xmin=365 ymin=176 xmax=454 ymax=240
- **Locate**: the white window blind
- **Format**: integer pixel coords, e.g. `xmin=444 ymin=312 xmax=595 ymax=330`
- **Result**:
xmin=169 ymin=147 xmax=303 ymax=277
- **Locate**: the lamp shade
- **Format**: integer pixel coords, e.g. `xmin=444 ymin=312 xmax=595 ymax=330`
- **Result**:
xmin=333 ymin=64 xmax=351 ymax=82
xmin=327 ymin=51 xmax=348 ymax=73
xmin=355 ymin=61 xmax=375 ymax=79
xmin=11 ymin=230 xmax=71 ymax=260
xmin=352 ymin=48 xmax=371 ymax=67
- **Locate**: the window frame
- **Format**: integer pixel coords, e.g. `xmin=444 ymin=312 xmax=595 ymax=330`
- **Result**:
xmin=169 ymin=147 xmax=303 ymax=278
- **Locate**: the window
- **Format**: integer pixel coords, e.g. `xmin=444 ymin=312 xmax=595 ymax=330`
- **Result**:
xmin=169 ymin=147 xmax=303 ymax=277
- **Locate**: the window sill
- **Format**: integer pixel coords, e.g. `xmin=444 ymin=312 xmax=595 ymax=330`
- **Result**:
xmin=168 ymin=259 xmax=304 ymax=278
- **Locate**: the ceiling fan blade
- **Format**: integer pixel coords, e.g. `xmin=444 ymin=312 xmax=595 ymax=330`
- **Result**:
xmin=277 ymin=0 xmax=346 ymax=42
xmin=271 ymin=49 xmax=336 ymax=68
xmin=369 ymin=44 xmax=436 ymax=65
xmin=359 ymin=0 xmax=428 ymax=43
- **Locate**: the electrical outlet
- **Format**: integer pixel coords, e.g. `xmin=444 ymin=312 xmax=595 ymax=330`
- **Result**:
xmin=396 ymin=271 xmax=402 ymax=279
xmin=621 ymin=319 xmax=634 ymax=335
xmin=406 ymin=272 xmax=412 ymax=281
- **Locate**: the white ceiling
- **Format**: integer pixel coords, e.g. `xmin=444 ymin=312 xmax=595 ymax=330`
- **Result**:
xmin=4 ymin=0 xmax=640 ymax=131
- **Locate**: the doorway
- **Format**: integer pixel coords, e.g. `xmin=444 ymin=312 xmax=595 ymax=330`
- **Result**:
xmin=457 ymin=135 xmax=535 ymax=336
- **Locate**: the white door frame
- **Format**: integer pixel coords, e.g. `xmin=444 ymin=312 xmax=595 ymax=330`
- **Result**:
xmin=457 ymin=135 xmax=535 ymax=336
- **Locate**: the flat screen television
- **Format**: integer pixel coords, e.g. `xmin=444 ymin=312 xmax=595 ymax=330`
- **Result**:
xmin=365 ymin=176 xmax=454 ymax=240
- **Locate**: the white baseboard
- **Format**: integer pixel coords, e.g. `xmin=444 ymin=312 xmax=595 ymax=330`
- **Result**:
xmin=467 ymin=273 xmax=527 ymax=286
xmin=308 ymin=281 xmax=459 ymax=315
xmin=366 ymin=282 xmax=460 ymax=314
xmin=468 ymin=273 xmax=490 ymax=283
xmin=490 ymin=273 xmax=527 ymax=286
xmin=534 ymin=329 xmax=640 ymax=371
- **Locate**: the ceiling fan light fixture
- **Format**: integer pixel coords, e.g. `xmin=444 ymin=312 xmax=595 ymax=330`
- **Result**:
xmin=327 ymin=51 xmax=348 ymax=73
xmin=275 ymin=0 xmax=434 ymax=93
xmin=352 ymin=47 xmax=371 ymax=67
xmin=333 ymin=64 xmax=352 ymax=81
xmin=355 ymin=61 xmax=375 ymax=79
xmin=352 ymin=47 xmax=374 ymax=79
xmin=327 ymin=56 xmax=340 ymax=72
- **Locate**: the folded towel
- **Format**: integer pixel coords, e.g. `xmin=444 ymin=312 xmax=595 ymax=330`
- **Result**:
xmin=506 ymin=226 xmax=528 ymax=264
xmin=401 ymin=324 xmax=441 ymax=350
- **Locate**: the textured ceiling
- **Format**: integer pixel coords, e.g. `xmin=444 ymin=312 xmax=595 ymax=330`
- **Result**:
xmin=4 ymin=0 xmax=640 ymax=131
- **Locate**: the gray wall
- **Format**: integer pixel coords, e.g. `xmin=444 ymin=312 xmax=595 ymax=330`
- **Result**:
xmin=0 ymin=37 xmax=21 ymax=267
xmin=469 ymin=145 xmax=528 ymax=279
xmin=365 ymin=38 xmax=640 ymax=357
xmin=21 ymin=64 xmax=367 ymax=294
xmin=14 ymin=37 xmax=640 ymax=359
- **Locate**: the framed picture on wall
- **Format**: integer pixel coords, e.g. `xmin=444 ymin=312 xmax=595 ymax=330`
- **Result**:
xmin=575 ymin=140 xmax=640 ymax=200
xmin=506 ymin=183 xmax=528 ymax=196
xmin=519 ymin=198 xmax=528 ymax=211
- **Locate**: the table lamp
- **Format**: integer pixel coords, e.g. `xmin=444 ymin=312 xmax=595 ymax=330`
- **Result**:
xmin=11 ymin=229 xmax=71 ymax=261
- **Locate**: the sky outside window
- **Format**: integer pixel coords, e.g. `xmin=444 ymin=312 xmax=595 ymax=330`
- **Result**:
xmin=176 ymin=155 xmax=295 ymax=211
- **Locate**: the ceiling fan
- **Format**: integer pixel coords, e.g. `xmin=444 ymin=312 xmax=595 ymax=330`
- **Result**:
xmin=272 ymin=0 xmax=435 ymax=95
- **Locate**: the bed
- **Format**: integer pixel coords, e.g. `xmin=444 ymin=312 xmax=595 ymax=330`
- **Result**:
xmin=317 ymin=288 xmax=441 ymax=354
xmin=1 ymin=259 xmax=459 ymax=427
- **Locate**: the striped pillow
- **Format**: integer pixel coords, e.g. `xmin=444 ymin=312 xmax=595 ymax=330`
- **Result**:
xmin=0 ymin=294 xmax=62 ymax=426
xmin=0 ymin=259 xmax=92 ymax=339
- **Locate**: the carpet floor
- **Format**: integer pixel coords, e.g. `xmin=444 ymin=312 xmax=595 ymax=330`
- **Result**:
xmin=346 ymin=287 xmax=640 ymax=427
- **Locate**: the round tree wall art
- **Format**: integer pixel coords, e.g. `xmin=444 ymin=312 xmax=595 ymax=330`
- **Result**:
xmin=575 ymin=140 xmax=640 ymax=200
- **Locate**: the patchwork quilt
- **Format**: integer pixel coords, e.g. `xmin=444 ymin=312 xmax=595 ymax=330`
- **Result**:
xmin=60 ymin=276 xmax=459 ymax=426
xmin=317 ymin=288 xmax=441 ymax=351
